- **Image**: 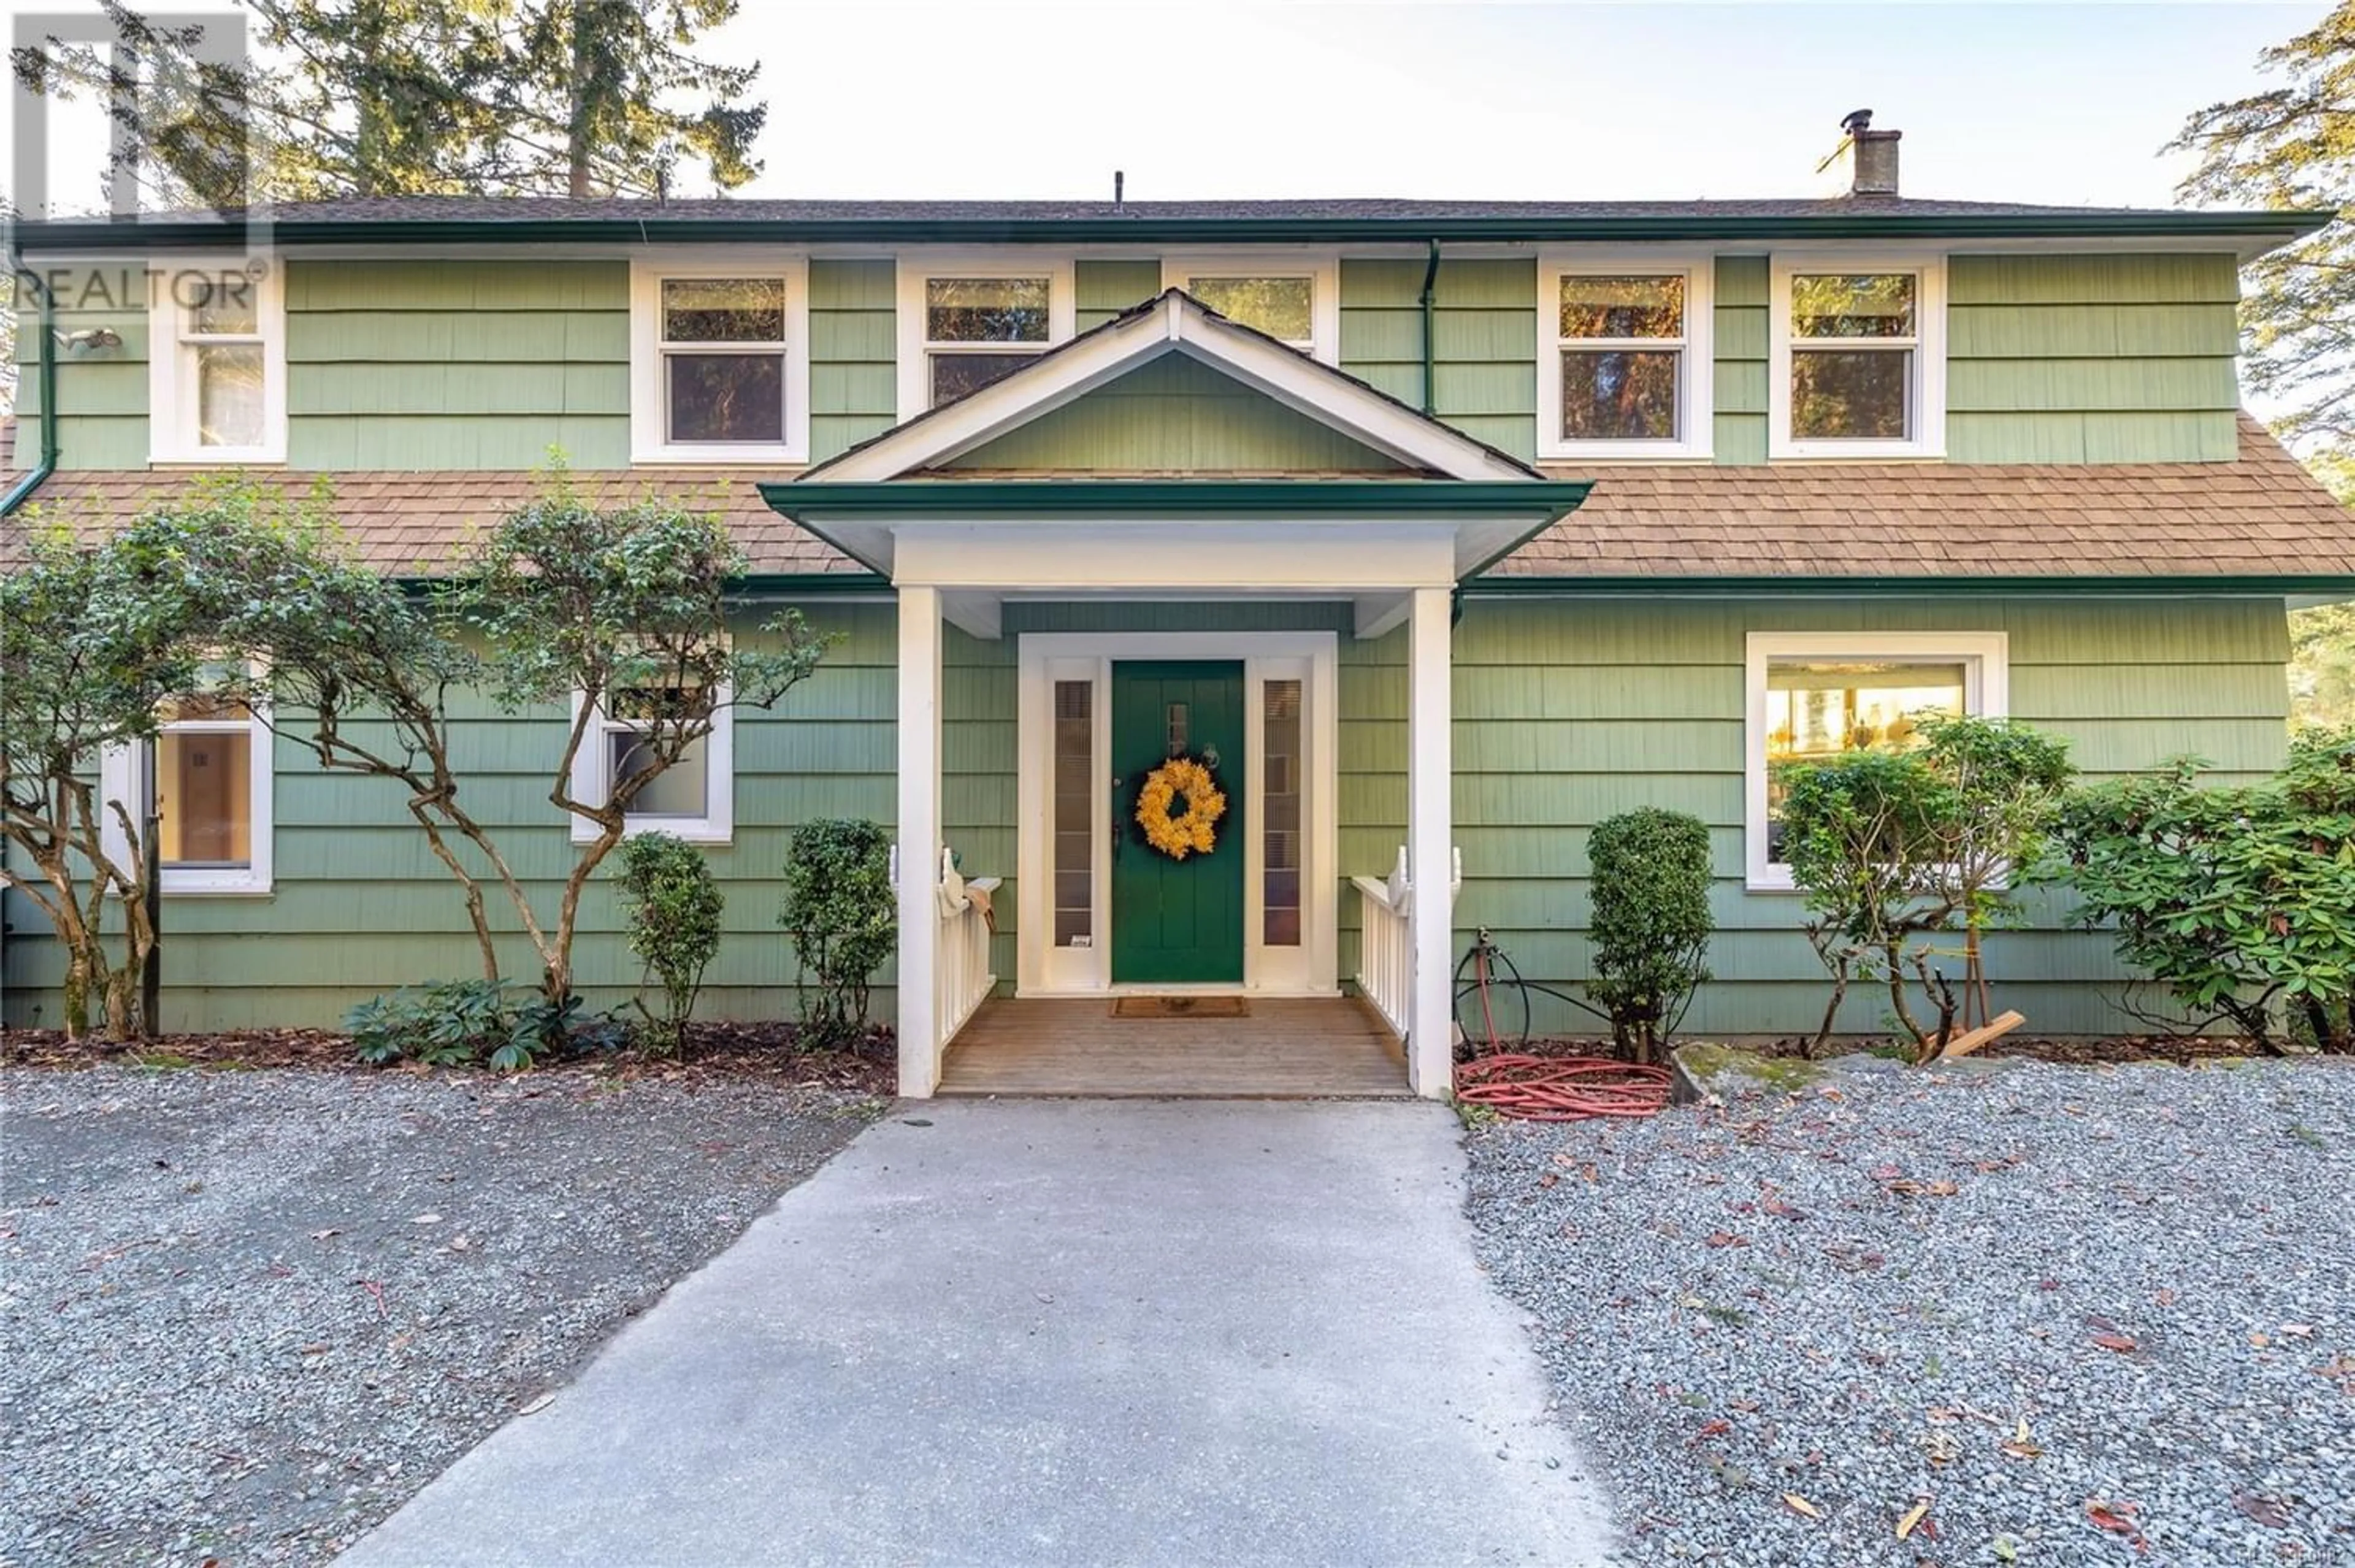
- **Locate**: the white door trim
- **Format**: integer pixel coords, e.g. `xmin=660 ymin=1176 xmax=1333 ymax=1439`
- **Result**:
xmin=1016 ymin=629 xmax=1340 ymax=998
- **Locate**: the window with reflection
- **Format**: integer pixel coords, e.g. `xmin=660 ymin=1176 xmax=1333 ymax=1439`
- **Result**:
xmin=1787 ymin=272 xmax=1918 ymax=442
xmin=1557 ymin=274 xmax=1687 ymax=442
xmin=659 ymin=277 xmax=787 ymax=444
xmin=1053 ymin=679 xmax=1094 ymax=948
xmin=1262 ymin=679 xmax=1303 ymax=947
xmin=924 ymin=277 xmax=1051 ymax=405
xmin=1187 ymin=275 xmax=1315 ymax=346
xmin=155 ymin=692 xmax=258 ymax=868
xmin=1763 ymin=658 xmax=1965 ymax=862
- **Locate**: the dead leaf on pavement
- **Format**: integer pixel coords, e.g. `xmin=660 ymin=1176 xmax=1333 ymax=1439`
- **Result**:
xmin=1896 ymin=1499 xmax=1929 ymax=1539
xmin=1704 ymin=1231 xmax=1749 ymax=1249
xmin=1782 ymin=1493 xmax=1821 ymax=1520
xmin=2089 ymin=1332 xmax=2138 ymax=1353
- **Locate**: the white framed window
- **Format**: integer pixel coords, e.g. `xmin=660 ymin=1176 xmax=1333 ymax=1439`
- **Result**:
xmin=629 ymin=256 xmax=811 ymax=463
xmin=101 ymin=677 xmax=275 ymax=896
xmin=567 ymin=679 xmax=735 ymax=845
xmin=1744 ymin=632 xmax=2005 ymax=891
xmin=1160 ymin=254 xmax=1340 ymax=362
xmin=894 ymin=256 xmax=1076 ymax=419
xmin=1768 ymin=255 xmax=1946 ymax=458
xmin=147 ymin=262 xmax=287 ymax=463
xmin=1537 ymin=254 xmax=1715 ymax=460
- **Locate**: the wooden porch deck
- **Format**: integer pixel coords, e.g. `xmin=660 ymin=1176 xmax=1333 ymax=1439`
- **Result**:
xmin=937 ymin=996 xmax=1411 ymax=1098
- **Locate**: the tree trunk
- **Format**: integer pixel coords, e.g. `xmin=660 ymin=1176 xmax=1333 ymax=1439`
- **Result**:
xmin=566 ymin=2 xmax=595 ymax=198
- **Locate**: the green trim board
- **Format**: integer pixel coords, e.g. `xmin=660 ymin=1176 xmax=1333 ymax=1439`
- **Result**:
xmin=15 ymin=208 xmax=2327 ymax=252
xmin=762 ymin=479 xmax=1595 ymax=518
xmin=1461 ymin=576 xmax=2355 ymax=597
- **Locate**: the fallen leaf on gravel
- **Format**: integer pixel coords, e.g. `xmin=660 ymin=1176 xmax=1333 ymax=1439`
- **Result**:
xmin=1729 ymin=1398 xmax=1760 ymax=1412
xmin=2039 ymin=1277 xmax=2061 ymax=1291
xmin=2280 ymin=1323 xmax=2313 ymax=1338
xmin=1993 ymin=1535 xmax=2019 ymax=1562
xmin=2086 ymin=1501 xmax=2147 ymax=1551
xmin=1695 ymin=1418 xmax=1731 ymax=1439
xmin=1704 ymin=1231 xmax=1749 ymax=1249
xmin=299 ymin=1343 xmax=329 ymax=1355
xmin=2001 ymin=1436 xmax=2043 ymax=1459
xmin=2089 ymin=1332 xmax=2138 ymax=1353
xmin=1896 ymin=1499 xmax=1929 ymax=1539
xmin=309 ymin=1229 xmax=340 ymax=1242
xmin=2250 ymin=1331 xmax=2270 ymax=1348
xmin=410 ymin=1214 xmax=440 ymax=1225
xmin=2233 ymin=1493 xmax=2291 ymax=1529
xmin=518 ymin=1393 xmax=555 ymax=1416
xmin=1871 ymin=1163 xmax=1902 ymax=1180
xmin=2154 ymin=1288 xmax=2176 ymax=1307
xmin=1537 ymin=1172 xmax=1560 ymax=1188
xmin=1781 ymin=1493 xmax=1821 ymax=1520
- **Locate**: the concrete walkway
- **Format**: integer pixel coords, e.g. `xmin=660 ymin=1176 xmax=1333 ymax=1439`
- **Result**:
xmin=337 ymin=1100 xmax=1618 ymax=1567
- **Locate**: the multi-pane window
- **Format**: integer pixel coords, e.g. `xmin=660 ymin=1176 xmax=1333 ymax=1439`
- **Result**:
xmin=1052 ymin=679 xmax=1095 ymax=949
xmin=924 ymin=276 xmax=1052 ymax=405
xmin=1187 ymin=275 xmax=1315 ymax=348
xmin=659 ymin=277 xmax=787 ymax=444
xmin=1787 ymin=273 xmax=1917 ymax=440
xmin=1262 ymin=679 xmax=1304 ymax=947
xmin=1745 ymin=633 xmax=2002 ymax=888
xmin=1557 ymin=275 xmax=1687 ymax=442
xmin=1539 ymin=260 xmax=1710 ymax=459
xmin=1771 ymin=261 xmax=1943 ymax=456
xmin=151 ymin=269 xmax=284 ymax=461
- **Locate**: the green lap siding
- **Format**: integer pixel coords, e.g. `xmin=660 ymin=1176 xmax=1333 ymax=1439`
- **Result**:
xmin=1339 ymin=258 xmax=1538 ymax=461
xmin=1076 ymin=259 xmax=1165 ymax=330
xmin=1944 ymin=253 xmax=2243 ymax=463
xmin=810 ymin=259 xmax=898 ymax=462
xmin=15 ymin=263 xmax=151 ymax=468
xmin=1342 ymin=595 xmax=2293 ymax=1038
xmin=1712 ymin=256 xmax=1770 ymax=464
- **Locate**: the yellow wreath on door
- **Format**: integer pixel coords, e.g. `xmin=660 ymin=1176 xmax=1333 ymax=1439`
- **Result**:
xmin=1136 ymin=756 xmax=1227 ymax=860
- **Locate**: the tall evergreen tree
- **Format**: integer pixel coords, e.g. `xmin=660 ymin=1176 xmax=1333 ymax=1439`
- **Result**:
xmin=2170 ymin=2 xmax=2354 ymax=460
xmin=10 ymin=0 xmax=760 ymax=205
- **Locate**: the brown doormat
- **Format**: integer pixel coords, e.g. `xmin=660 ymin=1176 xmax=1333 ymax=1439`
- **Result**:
xmin=1111 ymin=996 xmax=1250 ymax=1019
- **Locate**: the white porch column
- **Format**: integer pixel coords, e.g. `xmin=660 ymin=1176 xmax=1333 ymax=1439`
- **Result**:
xmin=895 ymin=584 xmax=944 ymax=1098
xmin=1406 ymin=585 xmax=1455 ymax=1098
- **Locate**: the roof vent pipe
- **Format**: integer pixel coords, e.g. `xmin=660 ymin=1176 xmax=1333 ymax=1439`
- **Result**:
xmin=1113 ymin=170 xmax=1124 ymax=213
xmin=1841 ymin=109 xmax=1901 ymax=197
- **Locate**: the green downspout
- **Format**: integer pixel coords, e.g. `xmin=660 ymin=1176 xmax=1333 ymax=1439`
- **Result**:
xmin=1417 ymin=239 xmax=1441 ymax=416
xmin=1 ymin=258 xmax=59 ymax=516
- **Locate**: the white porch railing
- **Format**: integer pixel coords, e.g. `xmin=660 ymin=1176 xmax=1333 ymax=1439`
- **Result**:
xmin=935 ymin=847 xmax=1000 ymax=1047
xmin=1351 ymin=845 xmax=1460 ymax=1044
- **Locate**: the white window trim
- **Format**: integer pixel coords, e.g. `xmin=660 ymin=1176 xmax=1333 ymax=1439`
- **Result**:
xmin=1768 ymin=253 xmax=1947 ymax=460
xmin=567 ymin=684 xmax=736 ymax=846
xmin=1158 ymin=252 xmax=1341 ymax=364
xmin=100 ymin=691 xmax=276 ymax=897
xmin=629 ymin=254 xmax=811 ymax=465
xmin=1536 ymin=251 xmax=1715 ymax=461
xmin=147 ymin=260 xmax=288 ymax=464
xmin=1743 ymin=630 xmax=2007 ymax=892
xmin=894 ymin=254 xmax=1078 ymax=422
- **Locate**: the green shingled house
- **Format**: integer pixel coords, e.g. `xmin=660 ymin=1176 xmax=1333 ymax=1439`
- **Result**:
xmin=6 ymin=123 xmax=2352 ymax=1097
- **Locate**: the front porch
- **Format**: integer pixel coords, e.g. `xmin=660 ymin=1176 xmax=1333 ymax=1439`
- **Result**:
xmin=938 ymin=996 xmax=1409 ymax=1098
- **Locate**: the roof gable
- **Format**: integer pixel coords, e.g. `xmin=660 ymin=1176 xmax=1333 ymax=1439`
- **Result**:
xmin=934 ymin=354 xmax=1417 ymax=476
xmin=801 ymin=289 xmax=1539 ymax=484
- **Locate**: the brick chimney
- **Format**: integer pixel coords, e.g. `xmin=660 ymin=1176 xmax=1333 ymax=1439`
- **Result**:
xmin=1842 ymin=109 xmax=1901 ymax=197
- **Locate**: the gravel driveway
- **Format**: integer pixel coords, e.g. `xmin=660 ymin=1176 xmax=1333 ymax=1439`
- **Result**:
xmin=1468 ymin=1055 xmax=2355 ymax=1568
xmin=0 ymin=1066 xmax=880 ymax=1568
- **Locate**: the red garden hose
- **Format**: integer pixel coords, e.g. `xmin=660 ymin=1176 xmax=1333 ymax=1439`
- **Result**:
xmin=1455 ymin=1054 xmax=1672 ymax=1120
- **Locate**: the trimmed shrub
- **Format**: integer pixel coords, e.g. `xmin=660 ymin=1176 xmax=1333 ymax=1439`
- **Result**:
xmin=779 ymin=819 xmax=895 ymax=1050
xmin=2049 ymin=725 xmax=2355 ymax=1052
xmin=344 ymin=980 xmax=623 ymax=1071
xmin=1585 ymin=808 xmax=1712 ymax=1062
xmin=614 ymin=831 xmax=724 ymax=1054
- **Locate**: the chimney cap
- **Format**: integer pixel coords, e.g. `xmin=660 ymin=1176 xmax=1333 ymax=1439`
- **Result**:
xmin=1841 ymin=108 xmax=1874 ymax=136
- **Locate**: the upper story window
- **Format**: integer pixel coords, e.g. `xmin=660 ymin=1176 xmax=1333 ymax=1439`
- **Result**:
xmin=1769 ymin=257 xmax=1946 ymax=459
xmin=1162 ymin=256 xmax=1339 ymax=361
xmin=1538 ymin=256 xmax=1714 ymax=460
xmin=100 ymin=667 xmax=276 ymax=895
xmin=895 ymin=259 xmax=1076 ymax=418
xmin=148 ymin=265 xmax=286 ymax=463
xmin=1743 ymin=631 xmax=2004 ymax=890
xmin=629 ymin=256 xmax=810 ymax=463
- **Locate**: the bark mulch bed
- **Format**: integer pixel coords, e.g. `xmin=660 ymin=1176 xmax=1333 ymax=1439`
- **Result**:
xmin=1499 ymin=1033 xmax=2269 ymax=1068
xmin=0 ymin=1019 xmax=898 ymax=1095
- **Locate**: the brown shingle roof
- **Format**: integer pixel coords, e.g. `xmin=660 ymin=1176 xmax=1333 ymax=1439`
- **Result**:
xmin=6 ymin=416 xmax=2349 ymax=583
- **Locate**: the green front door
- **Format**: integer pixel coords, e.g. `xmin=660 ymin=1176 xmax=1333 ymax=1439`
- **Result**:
xmin=1111 ymin=661 xmax=1246 ymax=985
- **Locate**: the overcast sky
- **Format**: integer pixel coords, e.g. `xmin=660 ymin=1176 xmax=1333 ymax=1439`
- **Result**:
xmin=1 ymin=0 xmax=2330 ymax=214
